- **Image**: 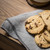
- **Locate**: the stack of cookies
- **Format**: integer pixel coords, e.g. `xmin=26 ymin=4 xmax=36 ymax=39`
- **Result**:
xmin=25 ymin=10 xmax=50 ymax=48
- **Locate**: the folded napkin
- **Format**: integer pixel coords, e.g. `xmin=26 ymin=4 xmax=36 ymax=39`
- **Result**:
xmin=1 ymin=10 xmax=50 ymax=50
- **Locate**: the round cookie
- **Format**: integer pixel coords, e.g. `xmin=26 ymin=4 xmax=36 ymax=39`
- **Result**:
xmin=35 ymin=34 xmax=50 ymax=48
xmin=25 ymin=15 xmax=45 ymax=34
xmin=43 ymin=30 xmax=50 ymax=42
xmin=39 ymin=10 xmax=50 ymax=31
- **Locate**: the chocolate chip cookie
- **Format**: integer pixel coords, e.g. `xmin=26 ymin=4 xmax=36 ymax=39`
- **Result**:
xmin=43 ymin=30 xmax=50 ymax=42
xmin=39 ymin=10 xmax=50 ymax=31
xmin=35 ymin=34 xmax=50 ymax=48
xmin=25 ymin=15 xmax=45 ymax=34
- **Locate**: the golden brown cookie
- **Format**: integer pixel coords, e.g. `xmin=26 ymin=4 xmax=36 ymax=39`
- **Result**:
xmin=39 ymin=10 xmax=50 ymax=31
xmin=43 ymin=30 xmax=50 ymax=42
xmin=25 ymin=15 xmax=45 ymax=34
xmin=35 ymin=34 xmax=50 ymax=48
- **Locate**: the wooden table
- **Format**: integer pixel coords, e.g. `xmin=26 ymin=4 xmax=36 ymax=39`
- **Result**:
xmin=0 ymin=0 xmax=50 ymax=50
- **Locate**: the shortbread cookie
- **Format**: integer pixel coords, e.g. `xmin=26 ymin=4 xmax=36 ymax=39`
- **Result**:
xmin=25 ymin=15 xmax=45 ymax=34
xmin=39 ymin=10 xmax=50 ymax=31
xmin=35 ymin=34 xmax=50 ymax=48
xmin=43 ymin=30 xmax=50 ymax=42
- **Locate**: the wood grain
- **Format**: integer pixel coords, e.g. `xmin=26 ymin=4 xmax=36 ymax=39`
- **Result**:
xmin=0 ymin=0 xmax=36 ymax=45
xmin=0 ymin=34 xmax=26 ymax=50
xmin=0 ymin=0 xmax=36 ymax=34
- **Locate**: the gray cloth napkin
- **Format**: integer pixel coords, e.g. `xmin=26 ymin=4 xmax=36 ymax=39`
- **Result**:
xmin=1 ymin=10 xmax=50 ymax=50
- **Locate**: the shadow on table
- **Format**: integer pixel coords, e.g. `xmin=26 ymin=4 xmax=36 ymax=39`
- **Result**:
xmin=39 ymin=4 xmax=50 ymax=10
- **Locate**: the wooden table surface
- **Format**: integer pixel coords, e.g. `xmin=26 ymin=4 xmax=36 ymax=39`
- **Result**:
xmin=0 ymin=0 xmax=37 ymax=34
xmin=0 ymin=0 xmax=50 ymax=34
xmin=0 ymin=0 xmax=50 ymax=50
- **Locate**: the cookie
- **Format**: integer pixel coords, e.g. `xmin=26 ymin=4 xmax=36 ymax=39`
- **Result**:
xmin=43 ymin=30 xmax=50 ymax=42
xmin=39 ymin=10 xmax=50 ymax=31
xmin=25 ymin=15 xmax=45 ymax=34
xmin=35 ymin=34 xmax=50 ymax=48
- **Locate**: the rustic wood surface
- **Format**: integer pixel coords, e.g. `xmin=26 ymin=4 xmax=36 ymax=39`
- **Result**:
xmin=0 ymin=0 xmax=50 ymax=48
xmin=0 ymin=0 xmax=37 ymax=34
xmin=0 ymin=0 xmax=37 ymax=44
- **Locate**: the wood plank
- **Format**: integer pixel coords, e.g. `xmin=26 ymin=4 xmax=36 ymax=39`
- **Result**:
xmin=0 ymin=34 xmax=26 ymax=50
xmin=0 ymin=28 xmax=21 ymax=44
xmin=0 ymin=41 xmax=16 ymax=50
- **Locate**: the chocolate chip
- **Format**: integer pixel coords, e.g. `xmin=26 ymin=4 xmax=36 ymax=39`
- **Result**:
xmin=29 ymin=25 xmax=32 ymax=29
xmin=46 ymin=16 xmax=49 ymax=20
xmin=25 ymin=21 xmax=30 ymax=24
xmin=32 ymin=19 xmax=34 ymax=21
xmin=26 ymin=27 xmax=28 ymax=30
xmin=25 ymin=21 xmax=30 ymax=26
xmin=38 ymin=22 xmax=40 ymax=23
xmin=44 ymin=33 xmax=46 ymax=35
xmin=44 ymin=33 xmax=48 ymax=36
xmin=43 ymin=39 xmax=45 ymax=41
xmin=39 ymin=35 xmax=41 ymax=38
xmin=40 ymin=44 xmax=42 ymax=46
xmin=35 ymin=23 xmax=38 ymax=27
xmin=40 ymin=16 xmax=42 ymax=18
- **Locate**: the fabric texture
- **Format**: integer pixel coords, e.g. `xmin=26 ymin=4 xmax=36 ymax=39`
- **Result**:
xmin=1 ymin=10 xmax=50 ymax=50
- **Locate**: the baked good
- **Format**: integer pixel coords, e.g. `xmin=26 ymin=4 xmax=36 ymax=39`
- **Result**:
xmin=39 ymin=10 xmax=50 ymax=31
xmin=25 ymin=15 xmax=45 ymax=34
xmin=35 ymin=34 xmax=50 ymax=48
xmin=25 ymin=10 xmax=50 ymax=48
xmin=43 ymin=30 xmax=50 ymax=42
